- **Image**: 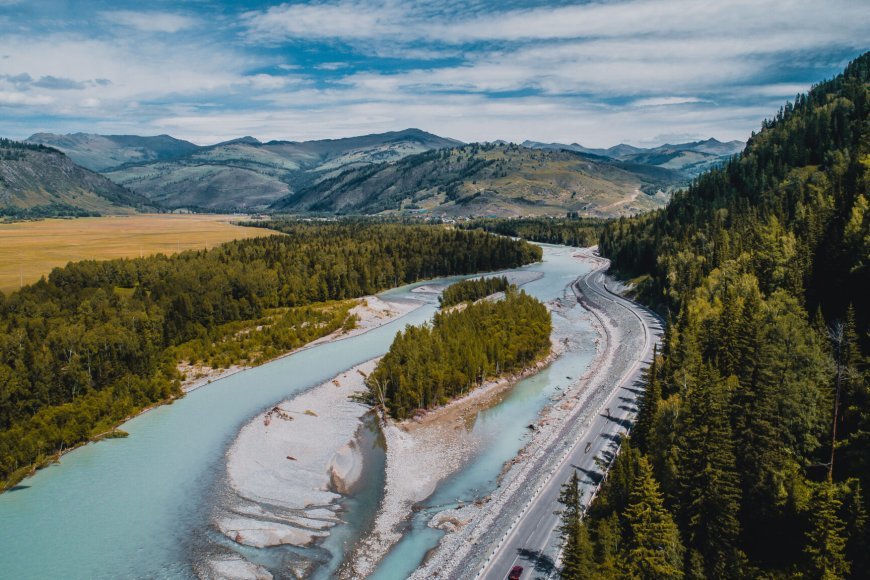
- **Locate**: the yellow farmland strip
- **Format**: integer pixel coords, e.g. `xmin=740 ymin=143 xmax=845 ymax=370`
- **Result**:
xmin=0 ymin=214 xmax=274 ymax=293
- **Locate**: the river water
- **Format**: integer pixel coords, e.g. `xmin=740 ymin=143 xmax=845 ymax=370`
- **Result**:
xmin=0 ymin=245 xmax=594 ymax=579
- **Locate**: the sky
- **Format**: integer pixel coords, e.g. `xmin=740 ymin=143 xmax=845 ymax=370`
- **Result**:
xmin=0 ymin=0 xmax=866 ymax=147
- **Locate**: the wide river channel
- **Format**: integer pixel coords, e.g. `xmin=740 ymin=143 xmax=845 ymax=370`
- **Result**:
xmin=0 ymin=244 xmax=596 ymax=579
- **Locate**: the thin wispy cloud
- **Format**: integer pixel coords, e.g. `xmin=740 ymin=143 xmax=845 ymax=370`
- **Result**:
xmin=101 ymin=10 xmax=198 ymax=34
xmin=243 ymin=1 xmax=403 ymax=41
xmin=0 ymin=1 xmax=865 ymax=146
xmin=632 ymin=97 xmax=708 ymax=108
xmin=0 ymin=91 xmax=54 ymax=106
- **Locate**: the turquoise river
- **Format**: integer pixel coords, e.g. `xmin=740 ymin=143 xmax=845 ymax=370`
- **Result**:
xmin=0 ymin=244 xmax=596 ymax=579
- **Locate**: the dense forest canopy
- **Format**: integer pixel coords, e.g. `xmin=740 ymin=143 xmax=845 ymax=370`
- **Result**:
xmin=367 ymin=285 xmax=551 ymax=420
xmin=462 ymin=216 xmax=604 ymax=248
xmin=562 ymin=52 xmax=870 ymax=578
xmin=0 ymin=221 xmax=541 ymax=489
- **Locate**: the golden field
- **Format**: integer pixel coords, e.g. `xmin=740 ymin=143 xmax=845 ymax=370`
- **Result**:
xmin=0 ymin=214 xmax=275 ymax=293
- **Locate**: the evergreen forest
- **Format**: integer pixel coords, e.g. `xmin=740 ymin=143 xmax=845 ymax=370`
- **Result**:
xmin=463 ymin=217 xmax=604 ymax=248
xmin=439 ymin=276 xmax=510 ymax=307
xmin=0 ymin=222 xmax=541 ymax=489
xmin=366 ymin=285 xmax=551 ymax=419
xmin=558 ymin=52 xmax=870 ymax=578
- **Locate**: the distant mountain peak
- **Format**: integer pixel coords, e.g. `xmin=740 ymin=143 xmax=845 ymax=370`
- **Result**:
xmin=218 ymin=136 xmax=262 ymax=146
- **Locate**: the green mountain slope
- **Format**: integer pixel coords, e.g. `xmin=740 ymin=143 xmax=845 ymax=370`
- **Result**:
xmin=25 ymin=133 xmax=200 ymax=172
xmin=97 ymin=129 xmax=462 ymax=211
xmin=0 ymin=140 xmax=155 ymax=217
xmin=272 ymin=143 xmax=683 ymax=217
xmin=586 ymin=52 xmax=869 ymax=576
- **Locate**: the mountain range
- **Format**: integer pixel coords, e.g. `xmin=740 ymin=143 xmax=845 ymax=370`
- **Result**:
xmin=273 ymin=142 xmax=683 ymax=218
xmin=27 ymin=129 xmax=462 ymax=211
xmin=13 ymin=129 xmax=745 ymax=218
xmin=522 ymin=137 xmax=744 ymax=176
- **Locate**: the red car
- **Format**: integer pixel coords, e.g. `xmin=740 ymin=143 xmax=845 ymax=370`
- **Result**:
xmin=508 ymin=565 xmax=523 ymax=580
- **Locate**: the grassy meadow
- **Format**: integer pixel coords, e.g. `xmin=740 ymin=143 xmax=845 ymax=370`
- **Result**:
xmin=0 ymin=214 xmax=273 ymax=293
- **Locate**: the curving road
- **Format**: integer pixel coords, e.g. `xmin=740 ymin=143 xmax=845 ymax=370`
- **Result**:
xmin=478 ymin=253 xmax=663 ymax=580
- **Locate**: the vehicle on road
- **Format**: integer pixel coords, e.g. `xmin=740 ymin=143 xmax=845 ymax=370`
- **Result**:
xmin=508 ymin=565 xmax=523 ymax=579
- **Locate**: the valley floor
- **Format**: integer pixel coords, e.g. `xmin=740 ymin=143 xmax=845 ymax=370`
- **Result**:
xmin=0 ymin=214 xmax=270 ymax=293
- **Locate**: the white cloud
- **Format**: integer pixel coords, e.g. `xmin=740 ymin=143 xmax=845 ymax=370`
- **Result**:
xmin=0 ymin=34 xmax=252 ymax=107
xmin=144 ymin=85 xmax=768 ymax=148
xmin=243 ymin=0 xmax=868 ymax=49
xmin=101 ymin=10 xmax=197 ymax=34
xmin=433 ymin=0 xmax=868 ymax=45
xmin=1 ymin=0 xmax=865 ymax=148
xmin=243 ymin=1 xmax=402 ymax=41
xmin=244 ymin=73 xmax=306 ymax=90
xmin=0 ymin=91 xmax=54 ymax=106
xmin=748 ymin=83 xmax=815 ymax=98
xmin=239 ymin=0 xmax=868 ymax=102
xmin=632 ymin=97 xmax=707 ymax=107
xmin=316 ymin=62 xmax=348 ymax=71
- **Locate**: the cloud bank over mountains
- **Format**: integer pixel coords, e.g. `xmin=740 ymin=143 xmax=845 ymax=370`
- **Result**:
xmin=0 ymin=0 xmax=866 ymax=146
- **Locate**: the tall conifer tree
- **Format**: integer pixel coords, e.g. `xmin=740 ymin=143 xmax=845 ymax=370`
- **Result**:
xmin=621 ymin=457 xmax=685 ymax=579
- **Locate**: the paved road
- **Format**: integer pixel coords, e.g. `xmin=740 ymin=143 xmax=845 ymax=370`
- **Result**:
xmin=480 ymin=258 xmax=663 ymax=580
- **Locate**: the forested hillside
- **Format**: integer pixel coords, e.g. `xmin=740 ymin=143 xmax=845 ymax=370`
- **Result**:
xmin=0 ymin=222 xmax=540 ymax=489
xmin=566 ymin=53 xmax=870 ymax=577
xmin=367 ymin=285 xmax=551 ymax=419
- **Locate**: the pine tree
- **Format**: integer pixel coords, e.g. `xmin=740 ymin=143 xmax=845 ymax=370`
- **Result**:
xmin=593 ymin=513 xmax=622 ymax=579
xmin=633 ymin=345 xmax=660 ymax=453
xmin=804 ymin=483 xmax=851 ymax=579
xmin=592 ymin=438 xmax=641 ymax=517
xmin=676 ymin=365 xmax=744 ymax=577
xmin=841 ymin=480 xmax=868 ymax=575
xmin=621 ymin=457 xmax=685 ymax=579
xmin=559 ymin=470 xmax=583 ymax=540
xmin=840 ymin=304 xmax=868 ymax=488
xmin=558 ymin=470 xmax=596 ymax=579
xmin=565 ymin=522 xmax=597 ymax=580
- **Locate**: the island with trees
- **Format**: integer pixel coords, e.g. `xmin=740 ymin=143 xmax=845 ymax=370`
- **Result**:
xmin=438 ymin=275 xmax=510 ymax=308
xmin=367 ymin=283 xmax=552 ymax=420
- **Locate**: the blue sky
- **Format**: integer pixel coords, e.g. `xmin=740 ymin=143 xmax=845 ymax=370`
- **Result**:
xmin=0 ymin=0 xmax=866 ymax=146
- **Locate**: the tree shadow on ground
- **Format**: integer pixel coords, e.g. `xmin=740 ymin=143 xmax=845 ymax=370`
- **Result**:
xmin=574 ymin=465 xmax=604 ymax=485
xmin=600 ymin=432 xmax=623 ymax=444
xmin=600 ymin=413 xmax=633 ymax=430
xmin=517 ymin=548 xmax=556 ymax=575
